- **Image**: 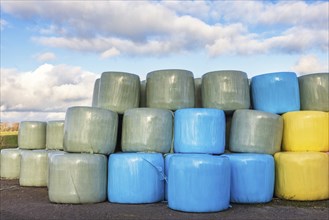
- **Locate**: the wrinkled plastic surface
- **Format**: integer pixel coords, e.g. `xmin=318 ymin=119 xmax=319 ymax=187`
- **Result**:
xmin=146 ymin=69 xmax=195 ymax=110
xmin=274 ymin=152 xmax=329 ymax=201
xmin=282 ymin=111 xmax=328 ymax=152
xmin=121 ymin=108 xmax=173 ymax=153
xmin=108 ymin=153 xmax=164 ymax=204
xmin=98 ymin=72 xmax=140 ymax=114
xmin=20 ymin=150 xmax=48 ymax=187
xmin=139 ymin=80 xmax=147 ymax=107
xmin=46 ymin=120 xmax=64 ymax=150
xmin=202 ymin=70 xmax=250 ymax=112
xmin=251 ymin=72 xmax=300 ymax=114
xmin=168 ymin=154 xmax=230 ymax=212
xmin=174 ymin=108 xmax=225 ymax=154
xmin=0 ymin=148 xmax=21 ymax=179
xmin=299 ymin=73 xmax=329 ymax=111
xmin=18 ymin=121 xmax=46 ymax=149
xmin=47 ymin=150 xmax=66 ymax=187
xmin=164 ymin=153 xmax=175 ymax=201
xmin=194 ymin=78 xmax=202 ymax=108
xmin=48 ymin=153 xmax=107 ymax=204
xmin=223 ymin=153 xmax=274 ymax=203
xmin=92 ymin=78 xmax=100 ymax=107
xmin=64 ymin=106 xmax=118 ymax=155
xmin=229 ymin=110 xmax=283 ymax=154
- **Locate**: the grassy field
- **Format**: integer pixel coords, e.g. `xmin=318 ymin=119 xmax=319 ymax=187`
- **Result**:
xmin=0 ymin=131 xmax=18 ymax=149
xmin=0 ymin=131 xmax=19 ymax=136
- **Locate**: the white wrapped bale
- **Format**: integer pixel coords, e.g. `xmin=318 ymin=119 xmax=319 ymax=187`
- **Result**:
xmin=47 ymin=150 xmax=66 ymax=187
xmin=121 ymin=108 xmax=173 ymax=153
xmin=91 ymin=78 xmax=100 ymax=107
xmin=48 ymin=153 xmax=107 ymax=204
xmin=0 ymin=148 xmax=21 ymax=179
xmin=202 ymin=70 xmax=250 ymax=112
xmin=299 ymin=73 xmax=329 ymax=111
xmin=146 ymin=69 xmax=195 ymax=110
xmin=64 ymin=106 xmax=118 ymax=155
xmin=18 ymin=121 xmax=46 ymax=149
xmin=229 ymin=110 xmax=283 ymax=155
xmin=98 ymin=72 xmax=140 ymax=114
xmin=46 ymin=120 xmax=64 ymax=150
xmin=19 ymin=150 xmax=48 ymax=187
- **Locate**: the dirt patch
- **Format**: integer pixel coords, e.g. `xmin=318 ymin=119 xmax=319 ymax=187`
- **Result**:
xmin=1 ymin=179 xmax=328 ymax=220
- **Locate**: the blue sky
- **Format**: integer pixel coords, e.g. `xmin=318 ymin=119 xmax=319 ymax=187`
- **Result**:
xmin=1 ymin=0 xmax=328 ymax=122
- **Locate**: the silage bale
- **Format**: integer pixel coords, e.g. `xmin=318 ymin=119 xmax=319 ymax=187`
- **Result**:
xmin=63 ymin=106 xmax=118 ymax=155
xmin=19 ymin=150 xmax=48 ymax=187
xmin=194 ymin=78 xmax=202 ymax=108
xmin=108 ymin=153 xmax=164 ymax=204
xmin=98 ymin=72 xmax=140 ymax=114
xmin=139 ymin=80 xmax=147 ymax=107
xmin=18 ymin=121 xmax=46 ymax=150
xmin=229 ymin=110 xmax=283 ymax=155
xmin=121 ymin=108 xmax=173 ymax=153
xmin=48 ymin=153 xmax=107 ymax=204
xmin=91 ymin=78 xmax=100 ymax=107
xmin=282 ymin=111 xmax=328 ymax=152
xmin=0 ymin=148 xmax=21 ymax=179
xmin=274 ymin=152 xmax=329 ymax=201
xmin=202 ymin=70 xmax=250 ymax=112
xmin=223 ymin=153 xmax=275 ymax=203
xmin=167 ymin=154 xmax=230 ymax=212
xmin=146 ymin=69 xmax=194 ymax=110
xmin=46 ymin=120 xmax=64 ymax=150
xmin=174 ymin=108 xmax=225 ymax=154
xmin=298 ymin=73 xmax=329 ymax=111
xmin=251 ymin=72 xmax=300 ymax=114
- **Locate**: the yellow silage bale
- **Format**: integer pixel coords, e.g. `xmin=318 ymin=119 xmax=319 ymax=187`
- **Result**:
xmin=282 ymin=111 xmax=328 ymax=152
xmin=274 ymin=152 xmax=329 ymax=201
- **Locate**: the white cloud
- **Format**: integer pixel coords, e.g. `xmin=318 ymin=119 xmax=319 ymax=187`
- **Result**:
xmin=292 ymin=54 xmax=329 ymax=75
xmin=34 ymin=52 xmax=56 ymax=62
xmin=0 ymin=19 xmax=8 ymax=31
xmin=1 ymin=1 xmax=328 ymax=57
xmin=0 ymin=64 xmax=98 ymax=121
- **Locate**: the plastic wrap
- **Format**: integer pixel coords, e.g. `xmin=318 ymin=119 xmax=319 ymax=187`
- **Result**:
xmin=108 ymin=153 xmax=164 ymax=204
xmin=223 ymin=153 xmax=274 ymax=203
xmin=164 ymin=153 xmax=175 ymax=201
xmin=47 ymin=150 xmax=66 ymax=187
xmin=251 ymin=72 xmax=300 ymax=114
xmin=274 ymin=152 xmax=329 ymax=201
xmin=18 ymin=121 xmax=46 ymax=149
xmin=174 ymin=108 xmax=225 ymax=154
xmin=64 ymin=106 xmax=118 ymax=155
xmin=167 ymin=154 xmax=230 ymax=213
xmin=121 ymin=108 xmax=173 ymax=153
xmin=202 ymin=70 xmax=250 ymax=112
xmin=229 ymin=110 xmax=283 ymax=155
xmin=46 ymin=120 xmax=64 ymax=150
xmin=91 ymin=78 xmax=100 ymax=107
xmin=0 ymin=148 xmax=21 ymax=179
xmin=194 ymin=78 xmax=202 ymax=108
xmin=19 ymin=150 xmax=48 ymax=187
xmin=282 ymin=111 xmax=328 ymax=152
xmin=98 ymin=71 xmax=140 ymax=114
xmin=299 ymin=73 xmax=329 ymax=111
xmin=139 ymin=80 xmax=147 ymax=107
xmin=146 ymin=69 xmax=194 ymax=110
xmin=48 ymin=153 xmax=107 ymax=204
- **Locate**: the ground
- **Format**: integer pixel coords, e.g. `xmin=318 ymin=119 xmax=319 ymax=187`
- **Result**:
xmin=0 ymin=179 xmax=328 ymax=220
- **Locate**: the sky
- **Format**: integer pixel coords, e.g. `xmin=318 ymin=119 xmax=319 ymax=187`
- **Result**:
xmin=1 ymin=0 xmax=328 ymax=122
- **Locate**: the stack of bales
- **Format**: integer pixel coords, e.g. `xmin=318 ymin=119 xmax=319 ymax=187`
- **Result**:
xmin=250 ymin=72 xmax=329 ymax=201
xmin=17 ymin=121 xmax=48 ymax=187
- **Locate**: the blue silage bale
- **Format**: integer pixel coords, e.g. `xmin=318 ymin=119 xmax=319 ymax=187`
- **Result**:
xmin=108 ymin=153 xmax=164 ymax=204
xmin=223 ymin=153 xmax=275 ymax=203
xmin=174 ymin=108 xmax=225 ymax=154
xmin=251 ymin=72 xmax=300 ymax=114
